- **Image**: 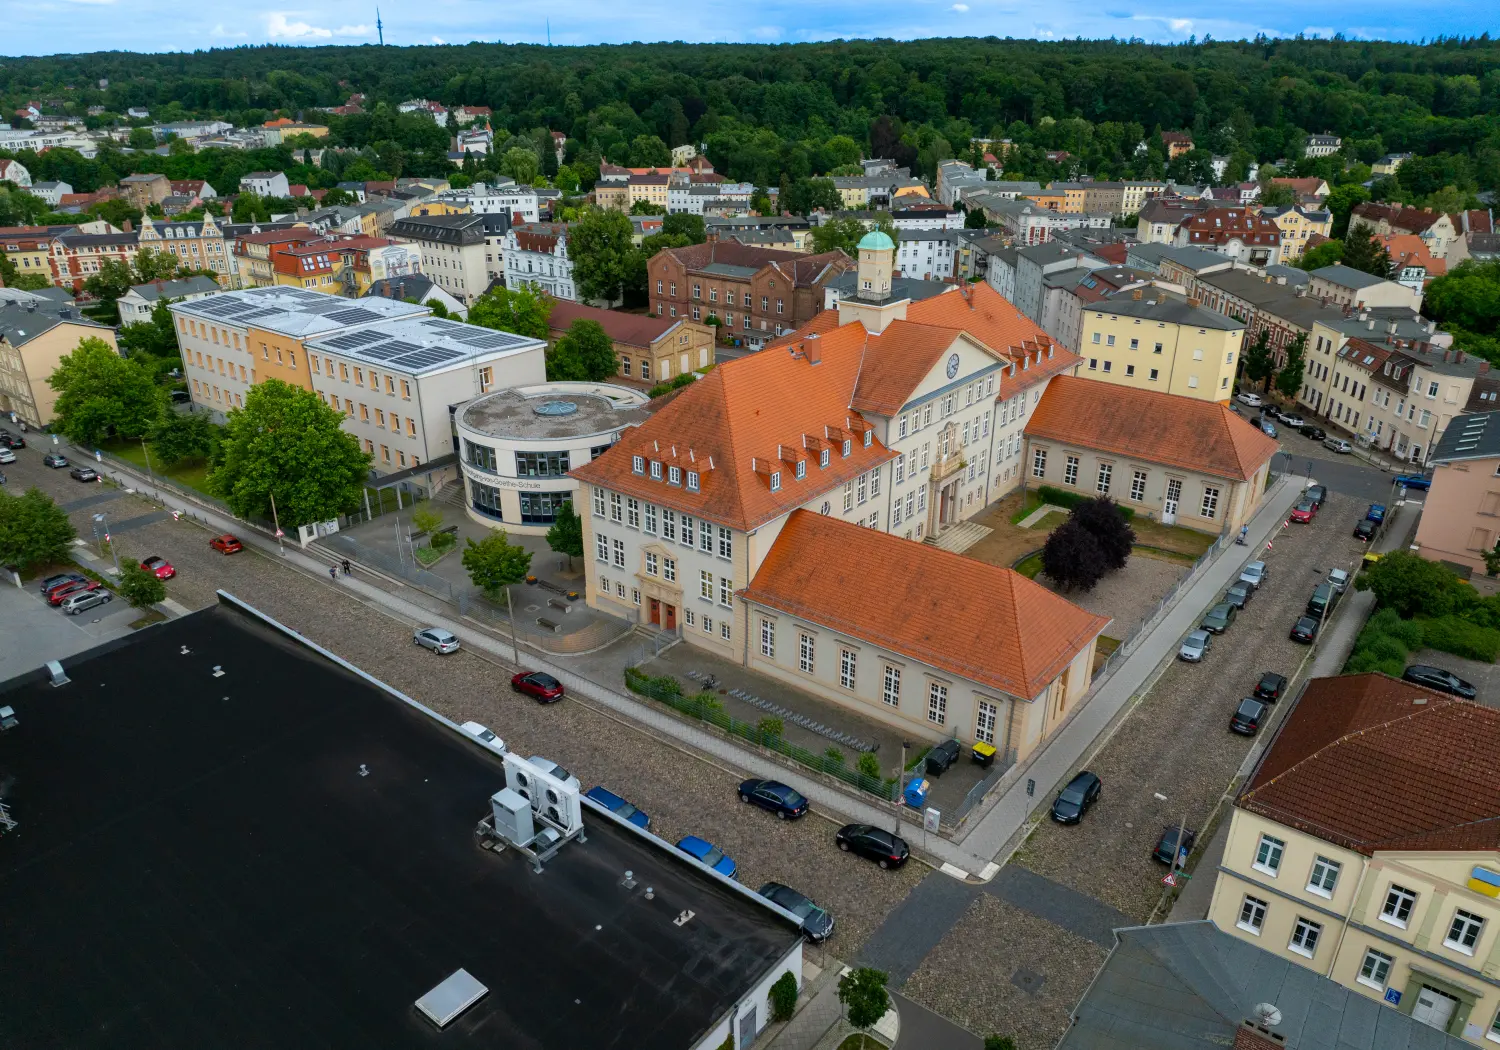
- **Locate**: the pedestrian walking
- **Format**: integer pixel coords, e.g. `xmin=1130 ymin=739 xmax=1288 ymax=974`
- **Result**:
xmin=329 ymin=564 xmax=338 ymax=581
xmin=341 ymin=558 xmax=351 ymax=576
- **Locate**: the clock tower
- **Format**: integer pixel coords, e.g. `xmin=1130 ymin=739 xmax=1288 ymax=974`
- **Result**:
xmin=835 ymin=229 xmax=910 ymax=334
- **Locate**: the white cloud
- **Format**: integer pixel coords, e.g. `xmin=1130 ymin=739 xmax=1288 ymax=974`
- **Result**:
xmin=335 ymin=24 xmax=373 ymax=35
xmin=55 ymin=0 xmax=116 ymax=5
xmin=1169 ymin=17 xmax=1193 ymax=31
xmin=431 ymin=35 xmax=446 ymax=44
xmin=951 ymin=3 xmax=969 ymax=10
xmin=211 ymin=23 xmax=248 ymax=37
xmin=266 ymin=13 xmax=332 ymax=39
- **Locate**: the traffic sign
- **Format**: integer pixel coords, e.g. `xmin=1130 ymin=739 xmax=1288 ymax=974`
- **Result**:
xmin=275 ymin=529 xmax=285 ymax=538
xmin=1161 ymin=872 xmax=1177 ymax=887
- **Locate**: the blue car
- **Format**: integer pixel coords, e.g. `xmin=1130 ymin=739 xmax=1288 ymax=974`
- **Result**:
xmin=1366 ymin=503 xmax=1386 ymax=524
xmin=585 ymin=786 xmax=650 ymax=830
xmin=676 ymin=835 xmax=737 ymax=878
xmin=1394 ymin=474 xmax=1431 ymax=491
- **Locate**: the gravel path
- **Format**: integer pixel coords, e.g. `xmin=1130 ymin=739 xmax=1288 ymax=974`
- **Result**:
xmin=1037 ymin=552 xmax=1188 ymax=640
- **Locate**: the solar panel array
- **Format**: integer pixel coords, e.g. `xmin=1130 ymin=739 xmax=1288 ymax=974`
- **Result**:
xmin=393 ymin=347 xmax=462 ymax=370
xmin=322 ymin=329 xmax=387 ymax=351
xmin=326 ymin=307 xmax=382 ymax=325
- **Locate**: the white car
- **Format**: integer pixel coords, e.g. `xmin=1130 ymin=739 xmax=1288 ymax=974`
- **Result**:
xmin=1328 ymin=568 xmax=1351 ymax=593
xmin=414 ymin=626 xmax=460 ymax=654
xmin=461 ymin=721 xmax=506 ymax=756
xmin=1278 ymin=411 xmax=1305 ymax=428
xmin=0 ymin=448 xmax=14 ymax=464
xmin=1236 ymin=392 xmax=1263 ymax=408
xmin=1239 ymin=560 xmax=1269 ymax=589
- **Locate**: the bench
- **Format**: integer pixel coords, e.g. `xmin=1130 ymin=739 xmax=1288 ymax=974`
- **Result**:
xmin=535 ymin=578 xmax=569 ymax=596
xmin=547 ymin=596 xmax=572 ymax=614
xmin=535 ymin=617 xmax=561 ymax=633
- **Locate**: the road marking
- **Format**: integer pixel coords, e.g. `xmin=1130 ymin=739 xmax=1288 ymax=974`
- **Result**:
xmin=939 ymin=862 xmax=970 ymax=880
xmin=160 ymin=598 xmax=192 ymax=617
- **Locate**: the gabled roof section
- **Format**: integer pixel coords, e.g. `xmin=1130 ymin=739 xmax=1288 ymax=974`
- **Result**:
xmin=741 ymin=511 xmax=1109 ymax=699
xmin=1239 ymin=673 xmax=1500 ymax=856
xmin=1025 ymin=376 xmax=1278 ymax=483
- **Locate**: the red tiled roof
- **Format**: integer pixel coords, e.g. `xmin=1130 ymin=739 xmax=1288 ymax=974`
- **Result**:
xmin=1025 ymin=375 xmax=1278 ymax=482
xmin=546 ymin=300 xmax=695 ymax=348
xmin=1181 ymin=209 xmax=1281 ymax=246
xmin=1351 ymin=201 xmax=1446 ymax=234
xmin=1239 ymin=673 xmax=1500 ymax=855
xmin=741 ymin=510 xmax=1110 ymax=699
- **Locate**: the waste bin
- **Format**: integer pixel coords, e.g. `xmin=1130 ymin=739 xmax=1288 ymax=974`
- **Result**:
xmin=971 ymin=741 xmax=997 ymax=768
xmin=903 ymin=777 xmax=930 ymax=809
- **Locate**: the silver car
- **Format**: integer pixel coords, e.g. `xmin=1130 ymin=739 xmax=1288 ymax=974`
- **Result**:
xmin=61 ymin=589 xmax=113 ymax=615
xmin=1323 ymin=437 xmax=1352 ymax=454
xmin=1328 ymin=568 xmax=1351 ymax=594
xmin=413 ymin=627 xmax=460 ymax=654
xmin=1239 ymin=560 xmax=1268 ymax=589
xmin=1179 ymin=629 xmax=1212 ymax=662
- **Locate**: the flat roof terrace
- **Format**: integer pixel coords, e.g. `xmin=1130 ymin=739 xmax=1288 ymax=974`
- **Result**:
xmin=0 ymin=598 xmax=798 ymax=1050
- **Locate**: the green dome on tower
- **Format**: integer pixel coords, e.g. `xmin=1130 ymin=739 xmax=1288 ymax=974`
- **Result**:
xmin=856 ymin=230 xmax=895 ymax=252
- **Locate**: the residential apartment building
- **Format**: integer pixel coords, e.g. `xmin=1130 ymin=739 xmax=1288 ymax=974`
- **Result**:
xmin=545 ymin=300 xmax=713 ymax=386
xmin=169 ymin=288 xmax=427 ymax=420
xmin=935 ymin=160 xmax=990 ymax=206
xmin=0 ymin=293 xmax=116 ymax=427
xmin=240 ymin=171 xmax=292 ymax=199
xmin=996 ymin=240 xmax=1107 ymax=326
xmin=0 ymin=158 xmax=32 ymax=187
xmin=388 ymin=213 xmax=491 ymax=305
xmin=1416 ymin=411 xmax=1500 ymax=572
xmin=1078 ymin=294 xmax=1244 ymax=402
xmin=335 ymin=237 xmax=423 ymax=297
xmin=1350 ymin=203 xmax=1463 ymax=260
xmin=1303 ymin=133 xmax=1342 ymax=157
xmin=1120 ymin=180 xmax=1168 ymax=216
xmin=231 ymin=228 xmax=316 ymax=289
xmin=0 ymin=225 xmax=69 ymax=284
xmin=1024 ymin=376 xmax=1276 ymax=533
xmin=28 ymin=182 xmax=70 ymax=206
xmin=117 ymin=274 xmax=221 ymax=324
xmin=572 ymin=245 xmax=1092 ymax=753
xmin=627 ymin=172 xmax=671 ymax=211
xmin=137 ymin=212 xmax=231 ymax=284
xmin=1208 ymin=672 xmax=1500 ymax=1044
xmin=269 ymin=240 xmax=343 ymax=292
xmin=647 ymin=241 xmax=852 ymax=350
xmin=1173 ymin=208 xmax=1282 ymax=266
xmin=430 ymin=181 xmax=538 ymax=224
xmin=1136 ymin=196 xmax=1215 ymax=244
xmin=1308 ymin=263 xmax=1423 ymax=312
xmin=1262 ymin=205 xmax=1333 ymax=262
xmin=47 ymin=230 xmax=139 ymax=292
xmin=119 ymin=173 xmax=170 ymax=211
xmin=893 ymin=229 xmax=959 ymax=280
xmin=706 ymin=216 xmax=813 ymax=252
xmin=503 ymin=221 xmax=576 ymax=301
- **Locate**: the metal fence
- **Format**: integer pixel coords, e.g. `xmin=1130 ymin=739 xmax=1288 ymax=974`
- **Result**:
xmin=953 ymin=747 xmax=1019 ymax=823
xmin=1093 ymin=531 xmax=1230 ymax=680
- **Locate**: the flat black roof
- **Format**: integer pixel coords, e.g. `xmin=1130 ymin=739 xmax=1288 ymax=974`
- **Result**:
xmin=0 ymin=598 xmax=799 ymax=1050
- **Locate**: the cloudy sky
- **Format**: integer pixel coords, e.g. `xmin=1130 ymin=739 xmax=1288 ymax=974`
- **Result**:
xmin=3 ymin=0 xmax=1488 ymax=56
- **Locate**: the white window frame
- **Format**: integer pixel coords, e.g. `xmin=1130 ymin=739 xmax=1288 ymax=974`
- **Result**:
xmin=1446 ymin=909 xmax=1485 ymax=955
xmin=1307 ymin=856 xmax=1340 ymax=898
xmin=882 ymin=664 xmax=900 ymax=707
xmin=1381 ymin=885 xmax=1416 ymax=928
xmin=1237 ymin=894 xmax=1267 ymax=935
xmin=760 ymin=618 xmax=775 ymax=659
xmin=927 ymin=681 xmax=948 ymax=726
xmin=1288 ymin=917 xmax=1321 ymax=958
xmin=1358 ymin=948 xmax=1393 ymax=991
xmin=699 ymin=570 xmax=713 ymax=600
xmin=798 ymin=632 xmax=815 ymax=674
xmin=840 ymin=648 xmax=856 ymax=690
xmin=1253 ymin=834 xmax=1285 ymax=877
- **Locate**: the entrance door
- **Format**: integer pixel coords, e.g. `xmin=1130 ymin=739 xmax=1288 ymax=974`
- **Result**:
xmin=1163 ymin=478 xmax=1182 ymax=525
xmin=1412 ymin=987 xmax=1459 ymax=1031
xmin=649 ymin=598 xmax=661 ymax=626
xmin=663 ymin=604 xmax=677 ymax=631
xmin=737 ymin=1005 xmax=757 ymax=1047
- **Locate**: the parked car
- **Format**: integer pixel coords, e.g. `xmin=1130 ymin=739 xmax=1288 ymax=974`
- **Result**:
xmin=1353 ymin=519 xmax=1377 ymax=542
xmin=1290 ymin=616 xmax=1319 ymax=644
xmin=413 ymin=627 xmax=461 ymax=654
xmin=1304 ymin=484 xmax=1328 ymax=509
xmin=1299 ymin=424 xmax=1327 ymax=441
xmin=1402 ymin=664 xmax=1477 ymax=700
xmin=61 ymin=588 xmax=113 ymax=615
xmin=0 ymin=448 xmax=14 ymax=464
xmin=42 ymin=452 xmax=69 ymax=468
xmin=512 ymin=670 xmax=564 ymax=702
xmin=169 ymin=389 xmax=192 ymax=403
xmin=1323 ymin=437 xmax=1352 ymax=454
xmin=40 ymin=572 xmax=85 ymax=594
xmin=0 ymin=431 xmax=25 ymax=449
xmin=758 ymin=882 xmax=835 ymax=942
xmin=46 ymin=578 xmax=100 ymax=605
xmin=925 ymin=738 xmax=962 ymax=775
xmin=1258 ymin=419 xmax=1279 ymax=438
xmin=1254 ymin=672 xmax=1289 ymax=702
xmin=459 ymin=721 xmax=506 ymax=756
xmin=1179 ymin=629 xmax=1212 ymax=662
xmin=139 ymin=556 xmax=175 ymax=580
xmin=835 ymin=823 xmax=911 ymax=869
xmin=1230 ymin=697 xmax=1269 ymax=735
xmin=1152 ymin=824 xmax=1198 ymax=867
xmin=738 ymin=778 xmax=809 ymax=820
xmin=1366 ymin=503 xmax=1387 ymax=524
xmin=585 ymin=786 xmax=650 ymax=830
xmin=1236 ymin=392 xmax=1263 ymax=408
xmin=1306 ymin=582 xmax=1339 ymax=621
xmin=1279 ymin=412 xmax=1306 ymax=429
xmin=1239 ymin=561 xmax=1268 ymax=589
xmin=1289 ymin=500 xmax=1317 ymax=524
xmin=525 ymin=756 xmax=577 ymax=786
xmin=1051 ymin=770 xmax=1102 ymax=824
xmin=209 ymin=534 xmax=243 ymax=554
xmin=1200 ymin=603 xmax=1237 ymax=634
xmin=1393 ymin=473 xmax=1431 ymax=491
xmin=1327 ymin=568 xmax=1351 ymax=594
xmin=1223 ymin=581 xmax=1254 ymax=610
xmin=68 ymin=466 xmax=98 ymax=482
xmin=676 ymin=835 xmax=737 ymax=878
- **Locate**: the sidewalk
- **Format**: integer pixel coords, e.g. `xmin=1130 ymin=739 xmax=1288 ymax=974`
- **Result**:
xmin=955 ymin=475 xmax=1306 ymax=864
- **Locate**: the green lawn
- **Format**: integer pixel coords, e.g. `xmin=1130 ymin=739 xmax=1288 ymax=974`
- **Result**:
xmin=1033 ymin=510 xmax=1069 ymax=531
xmin=1008 ymin=491 xmax=1045 ymax=524
xmin=1015 ymin=552 xmax=1045 ymax=579
xmin=103 ymin=439 xmax=215 ymax=497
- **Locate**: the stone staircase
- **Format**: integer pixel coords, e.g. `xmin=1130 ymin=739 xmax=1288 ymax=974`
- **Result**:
xmin=924 ymin=520 xmax=991 ymax=554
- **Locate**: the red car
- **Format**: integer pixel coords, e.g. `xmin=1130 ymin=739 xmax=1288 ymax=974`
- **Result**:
xmin=1289 ymin=500 xmax=1317 ymax=524
xmin=511 ymin=670 xmax=564 ymax=703
xmin=209 ymin=534 xmax=243 ymax=555
xmin=140 ymin=556 xmax=175 ymax=580
xmin=46 ymin=578 xmax=101 ymax=606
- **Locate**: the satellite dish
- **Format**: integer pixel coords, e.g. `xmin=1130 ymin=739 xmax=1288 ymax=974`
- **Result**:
xmin=1252 ymin=1003 xmax=1282 ymax=1027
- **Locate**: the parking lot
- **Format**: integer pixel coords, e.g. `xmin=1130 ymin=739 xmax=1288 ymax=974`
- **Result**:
xmin=2 ymin=444 xmax=927 ymax=960
xmin=898 ymin=486 xmax=1372 ymax=1047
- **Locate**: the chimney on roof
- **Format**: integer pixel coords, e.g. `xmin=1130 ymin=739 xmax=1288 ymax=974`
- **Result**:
xmin=1482 ymin=361 xmax=1491 ymax=373
xmin=804 ymin=332 xmax=821 ymax=365
xmin=1444 ymin=349 xmax=1453 ymax=363
xmin=1457 ymin=351 xmax=1467 ymax=364
xmin=1132 ymin=288 xmax=1143 ymax=300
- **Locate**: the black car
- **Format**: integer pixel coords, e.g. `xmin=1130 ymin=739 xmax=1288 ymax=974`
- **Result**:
xmin=39 ymin=572 xmax=85 ymax=594
xmin=758 ymin=882 xmax=835 ymax=942
xmin=1254 ymin=672 xmax=1288 ymax=702
xmin=835 ymin=823 xmax=910 ymax=869
xmin=169 ymin=389 xmax=192 ymax=403
xmin=1152 ymin=824 xmax=1197 ymax=867
xmin=1200 ymin=602 xmax=1237 ymax=634
xmin=738 ymin=778 xmax=809 ymax=820
xmin=1304 ymin=484 xmax=1328 ymax=509
xmin=1300 ymin=424 xmax=1327 ymax=441
xmin=68 ymin=466 xmax=98 ymax=482
xmin=1354 ymin=519 xmax=1377 ymax=541
xmin=1230 ymin=698 xmax=1269 ymax=735
xmin=925 ymin=738 xmax=962 ymax=775
xmin=42 ymin=452 xmax=68 ymax=468
xmin=1290 ymin=616 xmax=1319 ymax=644
xmin=0 ymin=431 xmax=24 ymax=449
xmin=1402 ymin=664 xmax=1478 ymax=700
xmin=1223 ymin=581 xmax=1254 ymax=610
xmin=1051 ymin=770 xmax=1102 ymax=824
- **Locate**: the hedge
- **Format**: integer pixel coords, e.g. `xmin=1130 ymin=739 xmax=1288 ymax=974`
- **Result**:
xmin=1036 ymin=486 xmax=1135 ymax=521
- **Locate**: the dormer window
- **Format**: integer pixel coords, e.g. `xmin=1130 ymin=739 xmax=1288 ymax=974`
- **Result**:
xmin=842 ymin=439 xmax=852 ymax=457
xmin=770 ymin=471 xmax=782 ymax=492
xmin=820 ymin=449 xmax=830 ymax=468
xmin=668 ymin=465 xmax=682 ymax=486
xmin=687 ymin=471 xmax=700 ymax=492
xmin=631 ymin=455 xmax=645 ymax=474
xmin=650 ymin=460 xmax=662 ymax=480
xmin=863 ymin=430 xmax=873 ymax=448
xmin=795 ymin=461 xmax=806 ymax=479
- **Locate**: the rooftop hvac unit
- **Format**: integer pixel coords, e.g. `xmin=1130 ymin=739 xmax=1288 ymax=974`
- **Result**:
xmin=502 ymin=753 xmax=582 ymax=836
xmin=489 ymin=787 xmax=534 ymax=848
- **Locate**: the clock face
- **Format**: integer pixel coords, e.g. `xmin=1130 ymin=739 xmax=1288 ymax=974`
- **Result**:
xmin=946 ymin=353 xmax=961 ymax=379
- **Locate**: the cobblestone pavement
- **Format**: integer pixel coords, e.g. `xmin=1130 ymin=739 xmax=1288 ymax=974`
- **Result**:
xmin=5 ymin=449 xmax=923 ymax=961
xmin=1037 ymin=551 xmax=1188 ymax=642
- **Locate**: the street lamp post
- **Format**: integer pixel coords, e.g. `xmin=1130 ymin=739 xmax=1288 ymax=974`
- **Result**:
xmin=268 ymin=491 xmax=286 ymax=555
xmin=93 ymin=513 xmax=121 ymax=577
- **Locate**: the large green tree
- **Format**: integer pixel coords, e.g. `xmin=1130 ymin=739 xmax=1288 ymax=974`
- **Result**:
xmin=1341 ymin=225 xmax=1395 ymax=280
xmin=811 ymin=216 xmax=868 ymax=256
xmin=546 ymin=500 xmax=584 ymax=568
xmin=838 ymin=968 xmax=891 ymax=1050
xmin=0 ymin=487 xmax=76 ymax=572
xmin=461 ymin=530 xmax=534 ymax=599
xmin=660 ymin=213 xmax=706 ymax=243
xmin=569 ymin=207 xmax=641 ymax=304
xmin=467 ymin=284 xmax=554 ymax=340
xmin=1425 ymin=261 xmax=1500 ymax=337
xmin=1276 ymin=333 xmax=1308 ymax=400
xmin=208 ymin=378 xmax=370 ymax=526
xmin=150 ymin=410 xmax=219 ymax=466
xmin=118 ymin=561 xmax=167 ymax=609
xmin=1241 ymin=328 xmax=1276 ymax=391
xmin=49 ymin=336 xmax=165 ymax=446
xmin=546 ymin=318 xmax=618 ymax=381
